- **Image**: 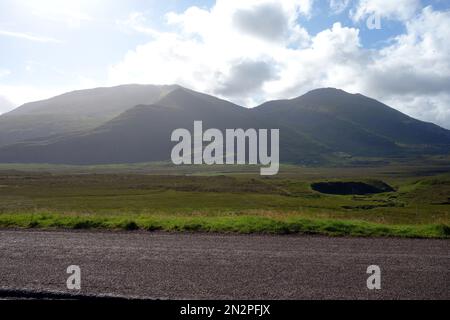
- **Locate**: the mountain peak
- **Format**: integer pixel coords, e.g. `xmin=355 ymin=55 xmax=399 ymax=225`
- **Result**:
xmin=306 ymin=87 xmax=348 ymax=94
xmin=299 ymin=87 xmax=355 ymax=99
xmin=287 ymin=87 xmax=368 ymax=109
xmin=0 ymin=84 xmax=449 ymax=164
xmin=0 ymin=84 xmax=188 ymax=147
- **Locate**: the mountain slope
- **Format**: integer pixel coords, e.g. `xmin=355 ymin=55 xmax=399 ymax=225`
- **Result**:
xmin=0 ymin=88 xmax=256 ymax=164
xmin=294 ymin=88 xmax=450 ymax=146
xmin=0 ymin=84 xmax=178 ymax=147
xmin=256 ymin=88 xmax=450 ymax=156
xmin=0 ymin=86 xmax=448 ymax=165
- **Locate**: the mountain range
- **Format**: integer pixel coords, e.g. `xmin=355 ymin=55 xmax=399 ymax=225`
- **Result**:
xmin=0 ymin=84 xmax=449 ymax=165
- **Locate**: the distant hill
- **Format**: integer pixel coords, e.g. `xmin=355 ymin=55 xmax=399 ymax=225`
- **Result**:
xmin=0 ymin=84 xmax=178 ymax=147
xmin=256 ymin=88 xmax=450 ymax=156
xmin=0 ymin=86 xmax=449 ymax=165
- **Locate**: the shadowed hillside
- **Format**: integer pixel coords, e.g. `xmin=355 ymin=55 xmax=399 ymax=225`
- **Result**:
xmin=0 ymin=84 xmax=179 ymax=147
xmin=0 ymin=86 xmax=449 ymax=164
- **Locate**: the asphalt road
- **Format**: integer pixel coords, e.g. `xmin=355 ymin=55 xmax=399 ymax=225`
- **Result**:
xmin=0 ymin=230 xmax=448 ymax=300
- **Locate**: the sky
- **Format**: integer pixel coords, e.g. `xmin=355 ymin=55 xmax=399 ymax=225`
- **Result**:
xmin=0 ymin=0 xmax=449 ymax=128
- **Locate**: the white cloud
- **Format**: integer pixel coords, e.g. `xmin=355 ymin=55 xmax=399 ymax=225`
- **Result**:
xmin=22 ymin=0 xmax=94 ymax=29
xmin=0 ymin=85 xmax=62 ymax=106
xmin=351 ymin=0 xmax=421 ymax=22
xmin=116 ymin=12 xmax=162 ymax=37
xmin=0 ymin=30 xmax=61 ymax=43
xmin=110 ymin=0 xmax=313 ymax=107
xmin=0 ymin=95 xmax=16 ymax=114
xmin=106 ymin=2 xmax=450 ymax=129
xmin=215 ymin=59 xmax=279 ymax=101
xmin=355 ymin=6 xmax=450 ymax=128
xmin=0 ymin=78 xmax=100 ymax=108
xmin=329 ymin=0 xmax=351 ymax=14
xmin=0 ymin=69 xmax=11 ymax=78
xmin=232 ymin=3 xmax=292 ymax=42
xmin=165 ymin=0 xmax=312 ymax=47
xmin=384 ymin=94 xmax=450 ymax=129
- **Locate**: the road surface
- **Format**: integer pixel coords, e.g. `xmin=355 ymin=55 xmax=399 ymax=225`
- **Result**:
xmin=0 ymin=230 xmax=448 ymax=299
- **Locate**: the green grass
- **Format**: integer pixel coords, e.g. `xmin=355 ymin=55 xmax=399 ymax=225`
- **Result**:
xmin=0 ymin=213 xmax=448 ymax=238
xmin=0 ymin=164 xmax=448 ymax=238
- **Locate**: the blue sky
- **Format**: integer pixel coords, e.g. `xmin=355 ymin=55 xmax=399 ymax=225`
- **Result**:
xmin=0 ymin=0 xmax=449 ymax=128
xmin=0 ymin=1 xmax=219 ymax=91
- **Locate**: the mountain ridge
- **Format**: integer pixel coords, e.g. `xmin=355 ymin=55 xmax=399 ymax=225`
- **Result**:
xmin=0 ymin=84 xmax=180 ymax=147
xmin=0 ymin=85 xmax=448 ymax=165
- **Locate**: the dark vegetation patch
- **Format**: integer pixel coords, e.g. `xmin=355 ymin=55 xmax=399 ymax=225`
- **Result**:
xmin=342 ymin=203 xmax=399 ymax=210
xmin=311 ymin=181 xmax=395 ymax=195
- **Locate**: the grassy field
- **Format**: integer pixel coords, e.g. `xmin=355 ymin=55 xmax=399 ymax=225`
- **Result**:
xmin=0 ymin=161 xmax=449 ymax=238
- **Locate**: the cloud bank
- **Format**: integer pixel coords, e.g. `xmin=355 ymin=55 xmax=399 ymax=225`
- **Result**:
xmin=1 ymin=0 xmax=448 ymax=129
xmin=107 ymin=0 xmax=450 ymax=129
